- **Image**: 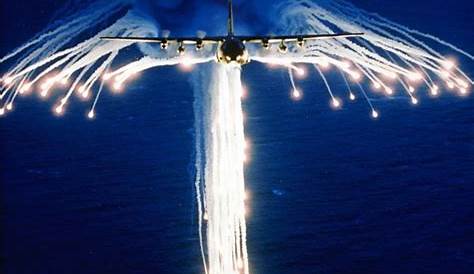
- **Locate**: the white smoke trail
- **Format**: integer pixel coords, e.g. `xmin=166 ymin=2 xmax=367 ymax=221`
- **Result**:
xmin=0 ymin=0 xmax=162 ymax=115
xmin=193 ymin=63 xmax=249 ymax=274
xmin=1 ymin=1 xmax=249 ymax=273
xmin=252 ymin=0 xmax=472 ymax=117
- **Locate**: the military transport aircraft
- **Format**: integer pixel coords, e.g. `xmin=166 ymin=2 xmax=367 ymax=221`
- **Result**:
xmin=101 ymin=0 xmax=363 ymax=65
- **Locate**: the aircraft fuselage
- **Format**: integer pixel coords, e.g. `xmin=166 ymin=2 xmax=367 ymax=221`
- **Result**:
xmin=217 ymin=35 xmax=249 ymax=65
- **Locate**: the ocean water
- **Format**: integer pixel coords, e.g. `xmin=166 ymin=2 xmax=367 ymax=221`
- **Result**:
xmin=1 ymin=1 xmax=473 ymax=274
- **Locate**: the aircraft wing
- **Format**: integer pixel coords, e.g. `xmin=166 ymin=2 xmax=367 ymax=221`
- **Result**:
xmin=100 ymin=36 xmax=225 ymax=45
xmin=239 ymin=32 xmax=363 ymax=43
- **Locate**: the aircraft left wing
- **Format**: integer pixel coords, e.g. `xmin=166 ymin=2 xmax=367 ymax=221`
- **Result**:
xmin=239 ymin=32 xmax=363 ymax=44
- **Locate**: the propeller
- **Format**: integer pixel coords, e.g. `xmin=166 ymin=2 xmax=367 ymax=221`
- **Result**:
xmin=262 ymin=32 xmax=275 ymax=50
xmin=196 ymin=30 xmax=207 ymax=50
xmin=162 ymin=29 xmax=170 ymax=38
xmin=197 ymin=30 xmax=207 ymax=39
xmin=160 ymin=30 xmax=170 ymax=50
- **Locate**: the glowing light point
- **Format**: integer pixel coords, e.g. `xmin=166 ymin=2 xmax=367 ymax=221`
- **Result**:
xmin=40 ymin=82 xmax=50 ymax=91
xmin=20 ymin=83 xmax=31 ymax=94
xmin=46 ymin=77 xmax=56 ymax=86
xmin=373 ymin=82 xmax=381 ymax=90
xmin=342 ymin=60 xmax=352 ymax=69
xmin=331 ymin=98 xmax=341 ymax=109
xmin=203 ymin=212 xmax=209 ymax=221
xmin=411 ymin=97 xmax=419 ymax=105
xmin=243 ymin=191 xmax=249 ymax=201
xmin=292 ymin=89 xmax=301 ymax=99
xmin=243 ymin=139 xmax=249 ymax=150
xmin=443 ymin=59 xmax=455 ymax=70
xmin=408 ymin=86 xmax=415 ymax=93
xmin=240 ymin=85 xmax=247 ymax=98
xmin=103 ymin=73 xmax=111 ymax=81
xmin=296 ymin=67 xmax=306 ymax=77
xmin=350 ymin=71 xmax=361 ymax=81
xmin=0 ymin=108 xmax=4 ymax=116
xmin=371 ymin=110 xmax=379 ymax=119
xmin=430 ymin=86 xmax=439 ymax=96
xmin=6 ymin=103 xmax=13 ymax=111
xmin=440 ymin=70 xmax=450 ymax=79
xmin=447 ymin=81 xmax=455 ymax=89
xmin=60 ymin=78 xmax=69 ymax=86
xmin=385 ymin=87 xmax=394 ymax=95
xmin=40 ymin=90 xmax=49 ymax=98
xmin=456 ymin=79 xmax=469 ymax=88
xmin=55 ymin=105 xmax=64 ymax=115
xmin=87 ymin=110 xmax=95 ymax=119
xmin=459 ymin=87 xmax=468 ymax=95
xmin=384 ymin=71 xmax=397 ymax=80
xmin=82 ymin=91 xmax=89 ymax=99
xmin=113 ymin=82 xmax=123 ymax=91
xmin=349 ymin=92 xmax=356 ymax=101
xmin=318 ymin=58 xmax=330 ymax=69
xmin=180 ymin=57 xmax=194 ymax=71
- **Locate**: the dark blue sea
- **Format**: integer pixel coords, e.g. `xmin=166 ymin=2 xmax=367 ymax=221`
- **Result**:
xmin=1 ymin=1 xmax=473 ymax=273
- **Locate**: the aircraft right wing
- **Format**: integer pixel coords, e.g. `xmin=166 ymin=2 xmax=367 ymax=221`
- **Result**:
xmin=239 ymin=32 xmax=363 ymax=44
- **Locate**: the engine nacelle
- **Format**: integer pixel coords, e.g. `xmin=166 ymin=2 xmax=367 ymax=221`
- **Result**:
xmin=196 ymin=39 xmax=204 ymax=51
xmin=216 ymin=38 xmax=249 ymax=65
xmin=161 ymin=40 xmax=168 ymax=50
xmin=177 ymin=42 xmax=185 ymax=55
xmin=297 ymin=37 xmax=305 ymax=48
xmin=278 ymin=41 xmax=288 ymax=53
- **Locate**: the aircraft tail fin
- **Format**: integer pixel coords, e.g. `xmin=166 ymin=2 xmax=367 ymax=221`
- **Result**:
xmin=228 ymin=0 xmax=234 ymax=35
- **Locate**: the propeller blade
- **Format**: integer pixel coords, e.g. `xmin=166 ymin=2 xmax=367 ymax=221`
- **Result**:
xmin=162 ymin=30 xmax=170 ymax=38
xmin=197 ymin=30 xmax=207 ymax=39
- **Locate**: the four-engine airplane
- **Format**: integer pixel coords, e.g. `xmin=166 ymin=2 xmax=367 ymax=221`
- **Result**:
xmin=101 ymin=0 xmax=363 ymax=65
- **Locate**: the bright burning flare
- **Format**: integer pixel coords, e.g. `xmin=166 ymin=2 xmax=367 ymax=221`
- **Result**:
xmin=292 ymin=89 xmax=302 ymax=99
